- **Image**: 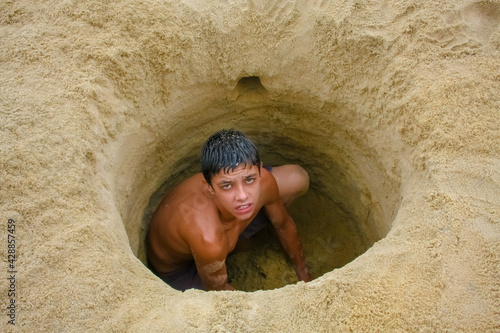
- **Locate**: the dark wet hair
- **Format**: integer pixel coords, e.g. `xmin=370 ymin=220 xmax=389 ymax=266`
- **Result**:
xmin=201 ymin=129 xmax=261 ymax=186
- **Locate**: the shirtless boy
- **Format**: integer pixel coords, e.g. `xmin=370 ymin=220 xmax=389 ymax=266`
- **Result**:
xmin=147 ymin=129 xmax=312 ymax=291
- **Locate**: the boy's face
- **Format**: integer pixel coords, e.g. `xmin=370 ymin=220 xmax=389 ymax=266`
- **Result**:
xmin=208 ymin=163 xmax=261 ymax=220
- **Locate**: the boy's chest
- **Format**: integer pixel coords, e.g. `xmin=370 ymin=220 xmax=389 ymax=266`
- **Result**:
xmin=222 ymin=213 xmax=258 ymax=251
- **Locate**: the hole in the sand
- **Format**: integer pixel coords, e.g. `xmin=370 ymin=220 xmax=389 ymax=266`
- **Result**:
xmin=236 ymin=76 xmax=267 ymax=95
xmin=140 ymin=129 xmax=394 ymax=292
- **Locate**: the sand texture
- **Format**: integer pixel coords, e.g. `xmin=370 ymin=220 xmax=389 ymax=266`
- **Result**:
xmin=1 ymin=0 xmax=500 ymax=331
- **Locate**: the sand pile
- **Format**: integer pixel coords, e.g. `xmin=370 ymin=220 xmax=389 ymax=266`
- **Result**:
xmin=1 ymin=0 xmax=499 ymax=331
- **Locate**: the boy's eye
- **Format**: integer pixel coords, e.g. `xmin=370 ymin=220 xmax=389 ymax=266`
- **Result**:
xmin=221 ymin=184 xmax=231 ymax=190
xmin=246 ymin=177 xmax=255 ymax=184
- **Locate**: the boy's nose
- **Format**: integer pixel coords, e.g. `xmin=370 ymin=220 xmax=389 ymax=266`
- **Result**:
xmin=235 ymin=184 xmax=248 ymax=201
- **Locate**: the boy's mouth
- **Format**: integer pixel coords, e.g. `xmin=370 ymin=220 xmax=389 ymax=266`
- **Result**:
xmin=236 ymin=203 xmax=252 ymax=213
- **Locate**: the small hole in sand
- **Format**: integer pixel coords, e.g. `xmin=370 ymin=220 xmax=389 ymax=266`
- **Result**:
xmin=236 ymin=76 xmax=267 ymax=94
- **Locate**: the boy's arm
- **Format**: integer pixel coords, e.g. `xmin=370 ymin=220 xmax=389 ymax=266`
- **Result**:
xmin=264 ymin=197 xmax=312 ymax=282
xmin=190 ymin=236 xmax=235 ymax=291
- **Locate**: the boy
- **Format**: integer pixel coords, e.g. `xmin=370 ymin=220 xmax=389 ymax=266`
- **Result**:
xmin=147 ymin=129 xmax=312 ymax=291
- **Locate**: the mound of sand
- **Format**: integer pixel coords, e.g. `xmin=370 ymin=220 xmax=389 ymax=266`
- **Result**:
xmin=1 ymin=0 xmax=499 ymax=331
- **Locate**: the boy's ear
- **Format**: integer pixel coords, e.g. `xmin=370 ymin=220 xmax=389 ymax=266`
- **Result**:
xmin=202 ymin=178 xmax=216 ymax=195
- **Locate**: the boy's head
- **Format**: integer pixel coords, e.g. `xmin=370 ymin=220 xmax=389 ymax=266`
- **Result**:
xmin=201 ymin=129 xmax=261 ymax=186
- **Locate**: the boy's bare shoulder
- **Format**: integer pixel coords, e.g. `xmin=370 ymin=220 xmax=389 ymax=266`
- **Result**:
xmin=158 ymin=173 xmax=219 ymax=229
xmin=259 ymin=168 xmax=279 ymax=204
xmin=149 ymin=173 xmax=221 ymax=255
